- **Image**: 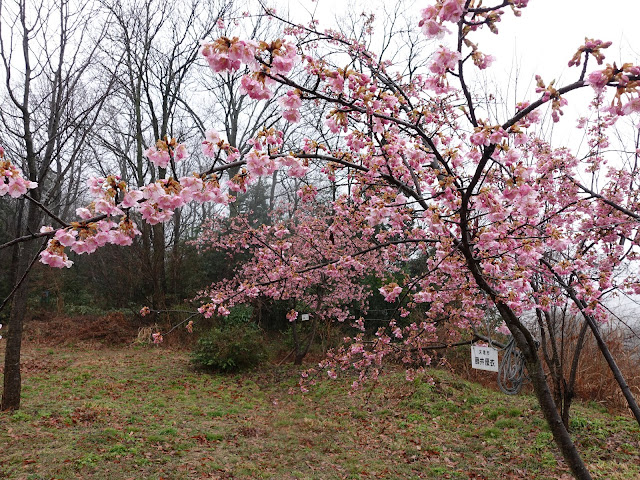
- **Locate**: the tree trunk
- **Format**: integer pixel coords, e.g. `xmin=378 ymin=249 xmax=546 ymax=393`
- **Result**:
xmin=1 ymin=218 xmax=39 ymax=411
xmin=1 ymin=262 xmax=28 ymax=411
xmin=460 ymin=205 xmax=592 ymax=478
xmin=151 ymin=222 xmax=166 ymax=309
xmin=294 ymin=316 xmax=318 ymax=365
xmin=292 ymin=316 xmax=317 ymax=365
xmin=495 ymin=302 xmax=593 ymax=480
xmin=291 ymin=317 xmax=302 ymax=365
xmin=524 ymin=348 xmax=592 ymax=480
xmin=2 ymin=181 xmax=41 ymax=409
xmin=170 ymin=207 xmax=182 ymax=299
xmin=562 ymin=321 xmax=589 ymax=429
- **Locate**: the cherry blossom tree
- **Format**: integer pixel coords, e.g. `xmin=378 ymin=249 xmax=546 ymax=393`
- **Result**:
xmin=3 ymin=1 xmax=640 ymax=478
xmin=193 ymin=196 xmax=412 ymax=364
xmin=171 ymin=3 xmax=640 ymax=477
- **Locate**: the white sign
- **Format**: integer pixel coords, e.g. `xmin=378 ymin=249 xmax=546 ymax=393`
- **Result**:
xmin=300 ymin=313 xmax=310 ymax=322
xmin=471 ymin=345 xmax=499 ymax=372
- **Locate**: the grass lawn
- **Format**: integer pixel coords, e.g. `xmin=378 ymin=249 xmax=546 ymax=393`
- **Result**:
xmin=1 ymin=343 xmax=639 ymax=479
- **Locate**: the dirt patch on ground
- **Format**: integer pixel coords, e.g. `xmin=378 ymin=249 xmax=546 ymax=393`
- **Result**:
xmin=23 ymin=312 xmax=140 ymax=347
xmin=0 ymin=352 xmax=71 ymax=375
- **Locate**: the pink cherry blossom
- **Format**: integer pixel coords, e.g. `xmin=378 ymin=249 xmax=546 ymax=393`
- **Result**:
xmin=282 ymin=109 xmax=301 ymax=123
xmin=0 ymin=149 xmax=39 ymax=198
xmin=288 ymin=161 xmax=308 ymax=178
xmin=585 ymin=70 xmax=609 ymax=92
xmin=472 ymin=51 xmax=495 ymax=70
xmin=6 ymin=178 xmax=29 ymax=198
xmin=439 ymin=0 xmax=464 ymax=23
xmin=379 ymin=283 xmax=402 ymax=302
xmin=240 ymin=75 xmax=272 ymax=100
xmin=246 ymin=151 xmax=276 ymax=176
xmin=76 ymin=207 xmax=92 ymax=219
xmin=54 ymin=229 xmax=77 ymax=247
xmin=270 ymin=42 xmax=299 ymax=75
xmin=429 ymin=47 xmax=460 ymax=75
xmin=279 ymin=90 xmax=302 ymax=110
xmin=419 ymin=6 xmax=449 ymax=38
xmin=120 ymin=189 xmax=144 ymax=208
xmin=622 ymin=97 xmax=640 ymax=115
xmin=144 ymin=146 xmax=170 ymax=168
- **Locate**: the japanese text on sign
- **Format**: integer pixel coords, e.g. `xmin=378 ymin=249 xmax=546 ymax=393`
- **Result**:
xmin=471 ymin=345 xmax=499 ymax=372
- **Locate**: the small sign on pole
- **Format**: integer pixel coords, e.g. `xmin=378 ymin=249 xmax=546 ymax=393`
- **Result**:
xmin=471 ymin=345 xmax=499 ymax=372
xmin=300 ymin=313 xmax=310 ymax=322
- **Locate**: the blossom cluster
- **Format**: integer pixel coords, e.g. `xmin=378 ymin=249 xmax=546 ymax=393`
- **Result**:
xmin=568 ymin=38 xmax=613 ymax=67
xmin=39 ymin=217 xmax=141 ymax=268
xmin=419 ymin=0 xmax=464 ymax=38
xmin=278 ymin=89 xmax=303 ymax=123
xmin=0 ymin=146 xmax=38 ymax=198
xmin=201 ymin=36 xmax=257 ymax=72
xmin=202 ymin=36 xmax=299 ymax=102
xmin=38 ymin=170 xmax=235 ymax=267
xmin=584 ymin=63 xmax=640 ymax=115
xmin=144 ymin=137 xmax=188 ymax=169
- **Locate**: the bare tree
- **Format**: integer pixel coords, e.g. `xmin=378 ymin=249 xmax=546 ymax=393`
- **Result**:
xmin=0 ymin=0 xmax=114 ymax=410
xmin=93 ymin=0 xmax=229 ymax=309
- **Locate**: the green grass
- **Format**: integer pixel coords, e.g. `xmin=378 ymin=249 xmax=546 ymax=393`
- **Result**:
xmin=0 ymin=344 xmax=639 ymax=479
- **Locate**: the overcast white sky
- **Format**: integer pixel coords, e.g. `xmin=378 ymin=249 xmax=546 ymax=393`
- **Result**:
xmin=475 ymin=0 xmax=640 ymax=147
xmin=284 ymin=0 xmax=640 ymax=148
xmin=291 ymin=0 xmax=640 ymax=67
xmin=477 ymin=0 xmax=640 ymax=100
xmin=291 ymin=0 xmax=640 ymax=84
